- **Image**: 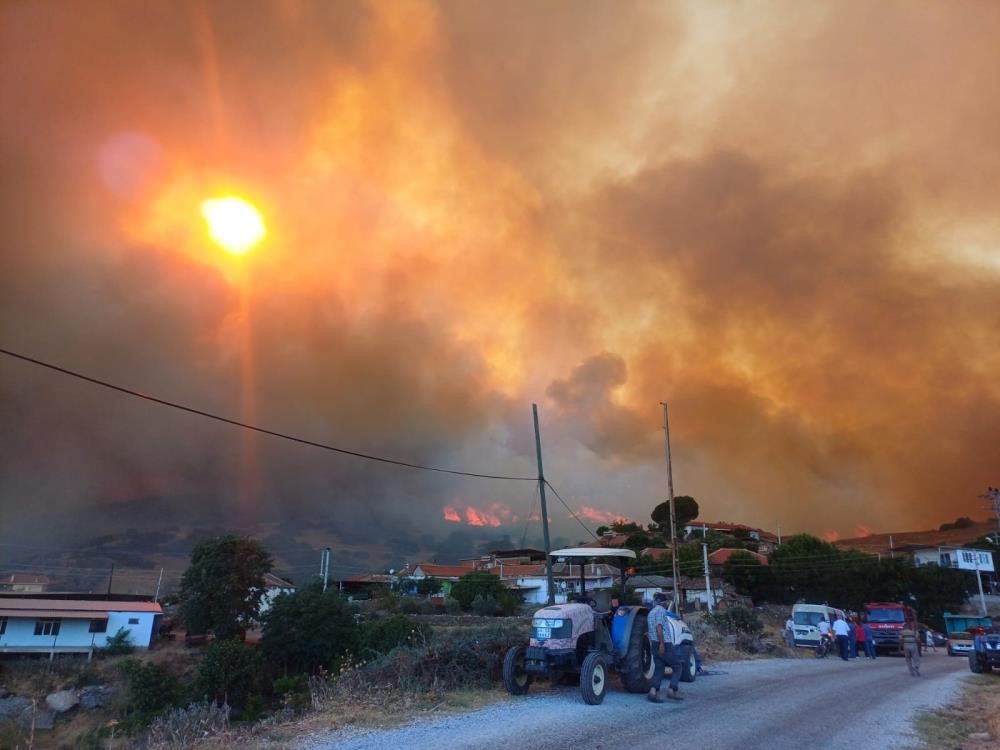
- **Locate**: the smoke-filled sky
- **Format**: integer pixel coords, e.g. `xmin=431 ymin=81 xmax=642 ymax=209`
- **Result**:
xmin=2 ymin=0 xmax=999 ymax=552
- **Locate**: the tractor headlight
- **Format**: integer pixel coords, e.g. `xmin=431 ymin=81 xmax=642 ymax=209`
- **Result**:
xmin=532 ymin=618 xmax=564 ymax=629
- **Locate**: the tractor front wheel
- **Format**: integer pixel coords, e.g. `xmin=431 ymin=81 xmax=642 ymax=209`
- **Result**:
xmin=680 ymin=646 xmax=697 ymax=683
xmin=970 ymin=653 xmax=985 ymax=674
xmin=581 ymin=652 xmax=609 ymax=705
xmin=503 ymin=646 xmax=531 ymax=695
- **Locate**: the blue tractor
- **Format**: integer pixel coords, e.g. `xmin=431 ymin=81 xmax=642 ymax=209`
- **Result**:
xmin=502 ymin=547 xmax=696 ymax=704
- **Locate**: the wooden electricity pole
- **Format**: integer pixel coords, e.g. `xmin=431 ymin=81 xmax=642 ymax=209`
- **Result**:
xmin=661 ymin=402 xmax=682 ymax=611
xmin=533 ymin=404 xmax=555 ymax=605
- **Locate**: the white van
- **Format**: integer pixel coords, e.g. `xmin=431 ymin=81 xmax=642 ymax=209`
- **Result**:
xmin=791 ymin=603 xmax=846 ymax=648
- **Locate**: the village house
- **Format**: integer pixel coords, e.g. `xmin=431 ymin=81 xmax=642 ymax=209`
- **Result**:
xmin=258 ymin=572 xmax=296 ymax=616
xmin=0 ymin=595 xmax=162 ymax=660
xmin=0 ymin=574 xmax=49 ymax=593
xmin=684 ymin=521 xmax=781 ymax=554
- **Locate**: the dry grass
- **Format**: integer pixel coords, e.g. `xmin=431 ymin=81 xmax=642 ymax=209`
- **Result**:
xmin=911 ymin=674 xmax=1000 ymax=750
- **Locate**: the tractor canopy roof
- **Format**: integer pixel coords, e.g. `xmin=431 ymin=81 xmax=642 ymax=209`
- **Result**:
xmin=550 ymin=547 xmax=636 ymax=560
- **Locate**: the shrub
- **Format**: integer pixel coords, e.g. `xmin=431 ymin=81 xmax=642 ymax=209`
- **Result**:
xmin=272 ymin=674 xmax=310 ymax=713
xmin=144 ymin=701 xmax=230 ymax=747
xmin=398 ymin=597 xmax=421 ymax=615
xmin=444 ymin=598 xmax=462 ymax=615
xmin=450 ymin=570 xmax=505 ymax=611
xmin=193 ymin=638 xmax=263 ymax=712
xmin=359 ymin=614 xmax=432 ymax=658
xmin=705 ymin=606 xmax=764 ymax=636
xmin=117 ymin=658 xmax=184 ymax=726
xmin=471 ymin=595 xmax=498 ymax=616
xmin=102 ymin=627 xmax=135 ymax=655
xmin=261 ymin=582 xmax=356 ymax=676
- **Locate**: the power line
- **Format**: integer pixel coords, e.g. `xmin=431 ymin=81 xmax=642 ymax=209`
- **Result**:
xmin=543 ymin=481 xmax=599 ymax=541
xmin=0 ymin=347 xmax=536 ymax=483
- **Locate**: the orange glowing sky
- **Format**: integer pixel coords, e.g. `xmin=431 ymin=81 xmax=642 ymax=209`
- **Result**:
xmin=2 ymin=1 xmax=1000 ymax=546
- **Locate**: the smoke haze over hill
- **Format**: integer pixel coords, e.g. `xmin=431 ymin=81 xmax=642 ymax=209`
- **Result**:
xmin=2 ymin=1 xmax=999 ymax=556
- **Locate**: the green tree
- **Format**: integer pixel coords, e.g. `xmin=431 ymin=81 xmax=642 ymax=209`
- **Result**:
xmin=722 ymin=551 xmax=769 ymax=598
xmin=178 ymin=535 xmax=273 ymax=639
xmin=193 ymin=638 xmax=263 ymax=712
xmin=261 ymin=582 xmax=356 ymax=675
xmin=650 ymin=496 xmax=699 ymax=533
xmin=450 ymin=570 xmax=505 ymax=611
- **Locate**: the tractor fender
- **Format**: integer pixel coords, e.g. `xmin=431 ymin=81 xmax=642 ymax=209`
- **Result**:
xmin=611 ymin=606 xmax=649 ymax=660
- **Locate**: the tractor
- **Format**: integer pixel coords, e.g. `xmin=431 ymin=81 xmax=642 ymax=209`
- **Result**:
xmin=502 ymin=547 xmax=696 ymax=705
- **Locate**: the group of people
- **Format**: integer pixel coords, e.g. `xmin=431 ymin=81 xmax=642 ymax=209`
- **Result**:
xmin=783 ymin=612 xmax=923 ymax=676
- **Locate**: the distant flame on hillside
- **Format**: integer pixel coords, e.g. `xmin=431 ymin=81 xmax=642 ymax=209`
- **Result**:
xmin=441 ymin=502 xmax=516 ymax=527
xmin=578 ymin=505 xmax=628 ymax=525
xmin=822 ymin=530 xmax=841 ymax=542
xmin=854 ymin=524 xmax=872 ymax=537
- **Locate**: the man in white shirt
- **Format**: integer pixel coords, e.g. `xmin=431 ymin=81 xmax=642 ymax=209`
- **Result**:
xmin=784 ymin=615 xmax=795 ymax=647
xmin=832 ymin=614 xmax=851 ymax=661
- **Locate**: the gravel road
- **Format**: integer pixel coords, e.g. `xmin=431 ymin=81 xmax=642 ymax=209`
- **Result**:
xmin=299 ymin=650 xmax=968 ymax=750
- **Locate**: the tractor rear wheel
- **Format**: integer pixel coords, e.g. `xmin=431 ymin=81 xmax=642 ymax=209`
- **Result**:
xmin=680 ymin=646 xmax=697 ymax=683
xmin=580 ymin=652 xmax=609 ymax=705
xmin=503 ymin=646 xmax=531 ymax=695
xmin=622 ymin=613 xmax=655 ymax=693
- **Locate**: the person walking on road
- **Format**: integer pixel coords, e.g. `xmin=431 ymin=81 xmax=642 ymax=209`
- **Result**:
xmin=848 ymin=615 xmax=859 ymax=658
xmin=785 ymin=614 xmax=796 ymax=648
xmin=647 ymin=592 xmax=683 ymax=703
xmin=924 ymin=627 xmax=938 ymax=652
xmin=854 ymin=618 xmax=868 ymax=660
xmin=862 ymin=617 xmax=877 ymax=659
xmin=832 ymin=613 xmax=851 ymax=661
xmin=900 ymin=622 xmax=921 ymax=676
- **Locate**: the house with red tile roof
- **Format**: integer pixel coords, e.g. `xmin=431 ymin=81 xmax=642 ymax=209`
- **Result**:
xmin=707 ymin=548 xmax=770 ymax=567
xmin=0 ymin=574 xmax=49 ymax=593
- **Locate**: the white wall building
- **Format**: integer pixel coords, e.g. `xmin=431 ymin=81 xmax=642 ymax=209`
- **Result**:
xmin=0 ymin=598 xmax=162 ymax=659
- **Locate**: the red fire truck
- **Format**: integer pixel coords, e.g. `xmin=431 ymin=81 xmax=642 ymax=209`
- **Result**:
xmin=865 ymin=602 xmax=918 ymax=655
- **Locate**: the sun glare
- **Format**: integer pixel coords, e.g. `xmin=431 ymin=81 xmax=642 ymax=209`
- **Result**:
xmin=200 ymin=196 xmax=267 ymax=255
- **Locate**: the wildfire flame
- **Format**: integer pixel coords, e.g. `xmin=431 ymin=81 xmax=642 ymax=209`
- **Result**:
xmin=441 ymin=502 xmax=517 ymax=527
xmin=821 ymin=530 xmax=841 ymax=542
xmin=578 ymin=506 xmax=628 ymax=525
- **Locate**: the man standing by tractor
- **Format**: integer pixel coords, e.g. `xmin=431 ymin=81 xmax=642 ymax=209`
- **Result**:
xmin=647 ymin=592 xmax=683 ymax=703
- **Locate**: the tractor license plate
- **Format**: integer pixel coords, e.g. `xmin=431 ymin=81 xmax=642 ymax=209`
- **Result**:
xmin=536 ymin=627 xmax=551 ymax=640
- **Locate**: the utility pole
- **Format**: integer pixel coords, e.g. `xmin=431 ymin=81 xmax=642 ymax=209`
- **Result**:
xmin=153 ymin=567 xmax=164 ymax=603
xmin=889 ymin=535 xmax=894 ymax=559
xmin=661 ymin=402 xmax=681 ymax=612
xmin=702 ymin=543 xmax=713 ymax=612
xmin=106 ymin=563 xmax=114 ymax=598
xmin=320 ymin=547 xmax=331 ymax=592
xmin=533 ymin=404 xmax=555 ymax=605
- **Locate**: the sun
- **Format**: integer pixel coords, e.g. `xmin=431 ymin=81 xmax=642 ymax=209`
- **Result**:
xmin=200 ymin=196 xmax=267 ymax=255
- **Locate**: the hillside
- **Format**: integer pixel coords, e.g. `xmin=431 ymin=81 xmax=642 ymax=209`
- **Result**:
xmin=835 ymin=518 xmax=996 ymax=556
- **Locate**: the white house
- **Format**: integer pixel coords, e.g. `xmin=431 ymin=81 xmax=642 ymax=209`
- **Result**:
xmin=258 ymin=573 xmax=296 ymax=616
xmin=912 ymin=546 xmax=995 ymax=572
xmin=0 ymin=598 xmax=162 ymax=660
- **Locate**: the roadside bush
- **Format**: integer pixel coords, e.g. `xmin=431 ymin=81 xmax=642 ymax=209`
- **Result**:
xmin=144 ymin=701 xmax=230 ymax=748
xmin=471 ymin=595 xmax=499 ymax=616
xmin=193 ymin=638 xmax=263 ymax=712
xmin=273 ymin=674 xmax=310 ymax=713
xmin=261 ymin=582 xmax=356 ymax=676
xmin=330 ymin=622 xmax=527 ymax=698
xmin=398 ymin=597 xmax=421 ymax=615
xmin=444 ymin=598 xmax=462 ymax=615
xmin=359 ymin=614 xmax=432 ymax=658
xmin=451 ymin=570 xmax=505 ymax=611
xmin=418 ymin=599 xmax=437 ymax=615
xmin=705 ymin=606 xmax=764 ymax=636
xmin=117 ymin=658 xmax=184 ymax=726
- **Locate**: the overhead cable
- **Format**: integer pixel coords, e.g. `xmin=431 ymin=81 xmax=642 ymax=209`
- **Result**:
xmin=0 ymin=347 xmax=536 ymax=482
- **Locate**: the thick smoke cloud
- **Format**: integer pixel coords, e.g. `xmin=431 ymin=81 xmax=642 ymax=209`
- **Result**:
xmin=2 ymin=1 xmax=999 ymax=564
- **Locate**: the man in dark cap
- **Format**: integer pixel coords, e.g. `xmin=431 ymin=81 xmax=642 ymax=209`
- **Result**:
xmin=646 ymin=591 xmax=683 ymax=702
